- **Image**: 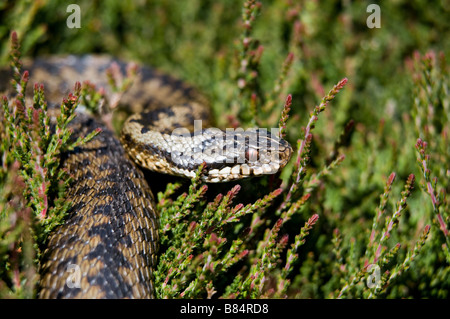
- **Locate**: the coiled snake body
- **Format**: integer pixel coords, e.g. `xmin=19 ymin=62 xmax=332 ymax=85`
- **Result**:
xmin=4 ymin=56 xmax=292 ymax=298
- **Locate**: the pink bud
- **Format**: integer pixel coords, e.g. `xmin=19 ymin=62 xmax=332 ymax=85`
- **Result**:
xmin=388 ymin=172 xmax=396 ymax=185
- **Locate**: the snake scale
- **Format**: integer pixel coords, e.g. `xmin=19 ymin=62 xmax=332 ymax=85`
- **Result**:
xmin=2 ymin=55 xmax=292 ymax=298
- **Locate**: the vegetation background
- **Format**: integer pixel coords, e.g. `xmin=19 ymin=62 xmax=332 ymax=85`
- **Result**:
xmin=0 ymin=0 xmax=448 ymax=298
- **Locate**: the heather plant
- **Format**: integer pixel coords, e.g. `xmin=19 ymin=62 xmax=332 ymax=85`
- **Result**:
xmin=0 ymin=0 xmax=449 ymax=298
xmin=0 ymin=32 xmax=100 ymax=297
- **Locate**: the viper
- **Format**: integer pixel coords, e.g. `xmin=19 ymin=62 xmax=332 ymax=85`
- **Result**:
xmin=2 ymin=55 xmax=292 ymax=298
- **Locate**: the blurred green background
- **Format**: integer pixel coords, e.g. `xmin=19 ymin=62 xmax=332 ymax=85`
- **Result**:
xmin=1 ymin=0 xmax=449 ymax=128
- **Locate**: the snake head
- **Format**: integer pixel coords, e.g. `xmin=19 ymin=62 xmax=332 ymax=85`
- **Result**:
xmin=122 ymin=118 xmax=293 ymax=183
xmin=189 ymin=127 xmax=293 ymax=182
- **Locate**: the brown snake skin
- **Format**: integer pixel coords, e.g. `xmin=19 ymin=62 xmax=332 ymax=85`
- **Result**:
xmin=39 ymin=111 xmax=159 ymax=298
xmin=1 ymin=55 xmax=291 ymax=298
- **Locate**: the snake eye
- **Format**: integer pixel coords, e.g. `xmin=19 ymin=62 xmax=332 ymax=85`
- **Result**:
xmin=245 ymin=148 xmax=259 ymax=163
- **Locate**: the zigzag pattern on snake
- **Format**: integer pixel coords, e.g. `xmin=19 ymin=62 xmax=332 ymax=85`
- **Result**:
xmin=2 ymin=55 xmax=292 ymax=299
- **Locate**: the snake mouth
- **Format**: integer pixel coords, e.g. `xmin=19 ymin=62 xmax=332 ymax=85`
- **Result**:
xmin=195 ymin=131 xmax=293 ymax=182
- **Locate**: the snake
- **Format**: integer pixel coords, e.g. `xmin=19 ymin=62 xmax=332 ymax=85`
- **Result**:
xmin=2 ymin=55 xmax=292 ymax=298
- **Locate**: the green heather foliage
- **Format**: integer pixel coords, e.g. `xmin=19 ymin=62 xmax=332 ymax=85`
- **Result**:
xmin=0 ymin=32 xmax=101 ymax=298
xmin=0 ymin=0 xmax=449 ymax=298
